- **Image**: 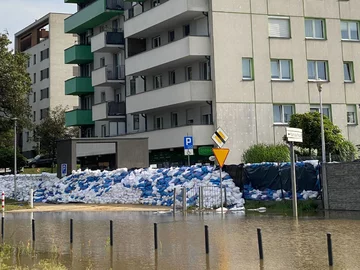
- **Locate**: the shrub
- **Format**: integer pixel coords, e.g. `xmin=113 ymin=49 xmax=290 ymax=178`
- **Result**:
xmin=242 ymin=144 xmax=290 ymax=164
xmin=338 ymin=140 xmax=358 ymax=162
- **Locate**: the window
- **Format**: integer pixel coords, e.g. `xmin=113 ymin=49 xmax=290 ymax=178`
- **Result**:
xmin=25 ymin=132 xmax=30 ymax=142
xmin=202 ymin=114 xmax=211 ymax=125
xmin=307 ymin=60 xmax=328 ymax=81
xmin=341 ymin=21 xmax=359 ymax=41
xmin=310 ymin=105 xmax=331 ymax=119
xmin=133 ymin=114 xmax=139 ymax=130
xmin=344 ymin=62 xmax=354 ymax=82
xmin=152 ymin=36 xmax=161 ymax=48
xmin=153 ymin=75 xmax=162 ymax=89
xmin=40 ymin=48 xmax=49 ymax=61
xmin=271 ymin=59 xmax=292 ymax=80
xmin=100 ymin=57 xmax=105 ymax=68
xmin=200 ymin=61 xmax=210 ymax=80
xmin=101 ymin=125 xmax=106 ymax=137
xmin=27 ymin=59 xmax=30 ymax=68
xmin=268 ymin=17 xmax=290 ymax=38
xmin=186 ymin=109 xmax=194 ymax=125
xmin=347 ymin=105 xmax=357 ymax=124
xmin=171 ymin=112 xmax=178 ymax=127
xmin=33 ymin=54 xmax=36 ymax=65
xmin=305 ymin=18 xmax=325 ymax=39
xmin=185 ymin=66 xmax=192 ymax=81
xmin=130 ymin=78 xmax=136 ymax=95
xmin=33 ymin=73 xmax=36 ymax=84
xmin=242 ymin=58 xmax=253 ymax=80
xmin=155 ymin=116 xmax=164 ymax=130
xmin=101 ymin=92 xmax=106 ymax=103
xmin=183 ymin=24 xmax=190 ymax=37
xmin=33 ymin=92 xmax=36 ymax=103
xmin=40 ymin=108 xmax=49 ymax=120
xmin=168 ymin=30 xmax=175 ymax=43
xmin=152 ymin=0 xmax=160 ymax=8
xmin=169 ymin=71 xmax=176 ymax=85
xmin=40 ymin=88 xmax=49 ymax=100
xmin=40 ymin=68 xmax=49 ymax=81
xmin=33 ymin=111 xmax=36 ymax=122
xmin=273 ymin=105 xmax=294 ymax=124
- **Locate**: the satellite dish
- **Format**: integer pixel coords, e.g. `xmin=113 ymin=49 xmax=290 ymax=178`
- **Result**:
xmin=209 ymin=156 xmax=216 ymax=162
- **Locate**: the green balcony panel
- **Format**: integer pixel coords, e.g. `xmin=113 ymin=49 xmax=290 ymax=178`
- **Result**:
xmin=64 ymin=45 xmax=93 ymax=64
xmin=65 ymin=0 xmax=125 ymax=34
xmin=64 ymin=0 xmax=88 ymax=3
xmin=65 ymin=77 xmax=94 ymax=96
xmin=65 ymin=109 xmax=94 ymax=127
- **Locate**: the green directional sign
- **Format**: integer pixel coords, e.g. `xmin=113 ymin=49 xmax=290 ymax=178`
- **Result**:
xmin=198 ymin=146 xmax=213 ymax=156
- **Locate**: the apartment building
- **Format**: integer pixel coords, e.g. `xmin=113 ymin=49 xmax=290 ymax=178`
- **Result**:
xmin=15 ymin=13 xmax=79 ymax=158
xmin=65 ymin=0 xmax=360 ymax=166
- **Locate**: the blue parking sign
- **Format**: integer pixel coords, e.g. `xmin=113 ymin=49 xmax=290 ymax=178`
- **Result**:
xmin=61 ymin=163 xmax=67 ymax=177
xmin=184 ymin=136 xmax=193 ymax=150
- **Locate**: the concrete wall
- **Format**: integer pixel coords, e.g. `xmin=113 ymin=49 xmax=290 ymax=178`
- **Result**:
xmin=325 ymin=163 xmax=360 ymax=211
xmin=210 ymin=0 xmax=360 ymax=164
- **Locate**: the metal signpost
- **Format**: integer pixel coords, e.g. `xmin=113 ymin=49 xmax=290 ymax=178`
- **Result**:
xmin=61 ymin=164 xmax=67 ymax=178
xmin=184 ymin=136 xmax=194 ymax=166
xmin=286 ymin=127 xmax=303 ymax=218
xmin=211 ymin=127 xmax=229 ymax=215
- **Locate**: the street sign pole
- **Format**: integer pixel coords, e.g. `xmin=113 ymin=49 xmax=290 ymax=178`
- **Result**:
xmin=220 ymin=166 xmax=223 ymax=214
xmin=187 ymin=150 xmax=190 ymax=166
xmin=289 ymin=142 xmax=298 ymax=218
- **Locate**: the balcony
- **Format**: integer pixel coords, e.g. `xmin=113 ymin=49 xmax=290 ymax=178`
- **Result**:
xmin=64 ymin=45 xmax=93 ymax=64
xmin=65 ymin=77 xmax=94 ymax=96
xmin=92 ymin=101 xmax=126 ymax=121
xmin=65 ymin=0 xmax=125 ymax=34
xmin=125 ymin=36 xmax=210 ymax=76
xmin=124 ymin=0 xmax=208 ymax=39
xmin=64 ymin=0 xmax=87 ymax=3
xmin=91 ymin=31 xmax=125 ymax=53
xmin=65 ymin=109 xmax=94 ymax=127
xmin=92 ymin=65 xmax=125 ymax=87
xmin=122 ymin=125 xmax=214 ymax=150
xmin=127 ymin=81 xmax=212 ymax=114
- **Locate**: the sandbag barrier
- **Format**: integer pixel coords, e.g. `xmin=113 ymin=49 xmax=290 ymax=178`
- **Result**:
xmin=0 ymin=167 xmax=244 ymax=209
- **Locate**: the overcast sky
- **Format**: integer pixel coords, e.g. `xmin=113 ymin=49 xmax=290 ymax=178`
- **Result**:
xmin=0 ymin=0 xmax=76 ymax=50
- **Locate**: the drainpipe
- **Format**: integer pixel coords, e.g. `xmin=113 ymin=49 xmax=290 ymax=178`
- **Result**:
xmin=206 ymin=101 xmax=213 ymax=125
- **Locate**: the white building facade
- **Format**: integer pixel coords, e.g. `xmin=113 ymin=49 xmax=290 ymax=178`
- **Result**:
xmin=65 ymin=0 xmax=360 ymax=166
xmin=15 ymin=13 xmax=79 ymax=158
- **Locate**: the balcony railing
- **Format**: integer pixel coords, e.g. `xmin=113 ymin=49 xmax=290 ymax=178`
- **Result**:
xmin=106 ymin=65 xmax=125 ymax=80
xmin=106 ymin=0 xmax=125 ymax=9
xmin=108 ymin=101 xmax=126 ymax=116
xmin=106 ymin=32 xmax=125 ymax=45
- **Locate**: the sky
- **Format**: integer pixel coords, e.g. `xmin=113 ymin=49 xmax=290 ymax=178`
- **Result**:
xmin=0 ymin=0 xmax=76 ymax=50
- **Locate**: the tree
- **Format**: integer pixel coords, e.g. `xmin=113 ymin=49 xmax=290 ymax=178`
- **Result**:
xmin=0 ymin=148 xmax=26 ymax=171
xmin=242 ymin=144 xmax=290 ymax=163
xmin=0 ymin=33 xmax=32 ymax=135
xmin=288 ymin=112 xmax=358 ymax=161
xmin=33 ymin=106 xmax=79 ymax=172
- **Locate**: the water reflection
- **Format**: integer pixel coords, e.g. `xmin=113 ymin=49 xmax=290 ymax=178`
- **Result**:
xmin=2 ymin=211 xmax=360 ymax=269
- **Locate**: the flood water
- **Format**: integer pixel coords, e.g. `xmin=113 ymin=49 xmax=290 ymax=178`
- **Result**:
xmin=3 ymin=210 xmax=360 ymax=270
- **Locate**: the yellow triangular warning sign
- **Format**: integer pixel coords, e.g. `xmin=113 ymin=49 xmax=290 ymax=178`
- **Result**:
xmin=212 ymin=148 xmax=230 ymax=168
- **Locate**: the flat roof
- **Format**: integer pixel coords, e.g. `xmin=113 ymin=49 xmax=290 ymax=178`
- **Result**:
xmin=15 ymin=12 xmax=72 ymax=38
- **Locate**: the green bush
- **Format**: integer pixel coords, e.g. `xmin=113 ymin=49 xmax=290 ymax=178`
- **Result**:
xmin=338 ymin=140 xmax=358 ymax=162
xmin=0 ymin=147 xmax=26 ymax=169
xmin=242 ymin=144 xmax=290 ymax=164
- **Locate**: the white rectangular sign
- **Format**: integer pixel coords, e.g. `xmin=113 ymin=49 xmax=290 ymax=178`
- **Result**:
xmin=184 ymin=149 xmax=194 ymax=156
xmin=286 ymin=127 xmax=303 ymax=143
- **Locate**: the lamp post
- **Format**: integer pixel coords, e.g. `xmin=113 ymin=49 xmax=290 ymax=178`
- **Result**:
xmin=12 ymin=117 xmax=18 ymax=198
xmin=317 ymin=83 xmax=326 ymax=163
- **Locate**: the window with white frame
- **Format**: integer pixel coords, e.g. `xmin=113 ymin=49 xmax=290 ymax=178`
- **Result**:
xmin=271 ymin=59 xmax=292 ymax=80
xmin=152 ymin=36 xmax=161 ymax=48
xmin=185 ymin=66 xmax=192 ymax=81
xmin=347 ymin=105 xmax=357 ymax=124
xmin=130 ymin=78 xmax=136 ymax=95
xmin=169 ymin=71 xmax=176 ymax=85
xmin=341 ymin=21 xmax=359 ymax=41
xmin=344 ymin=62 xmax=354 ymax=82
xmin=242 ymin=58 xmax=253 ymax=80
xmin=26 ymin=132 xmax=30 ymax=142
xmin=200 ymin=61 xmax=210 ymax=80
xmin=133 ymin=114 xmax=139 ymax=130
xmin=171 ymin=112 xmax=178 ymax=127
xmin=153 ymin=75 xmax=162 ymax=89
xmin=310 ymin=105 xmax=331 ymax=119
xmin=273 ymin=105 xmax=294 ymax=123
xmin=155 ymin=116 xmax=164 ymax=130
xmin=101 ymin=125 xmax=106 ymax=137
xmin=305 ymin=18 xmax=325 ymax=39
xmin=307 ymin=60 xmax=328 ymax=81
xmin=268 ymin=17 xmax=290 ymax=38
